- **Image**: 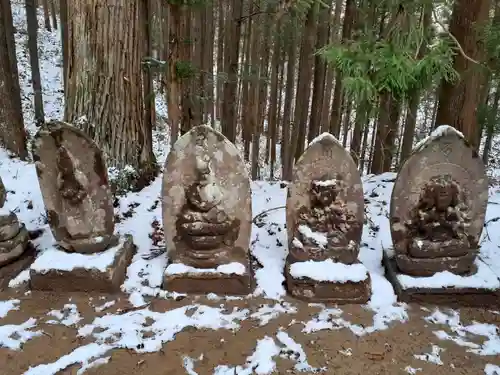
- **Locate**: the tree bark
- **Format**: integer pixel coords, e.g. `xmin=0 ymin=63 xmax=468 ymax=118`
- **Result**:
xmin=329 ymin=0 xmax=355 ymax=137
xmin=65 ymin=1 xmax=156 ymax=184
xmin=399 ymin=4 xmax=431 ymax=164
xmin=0 ymin=0 xmax=28 ymax=159
xmin=221 ymin=0 xmax=243 ymax=142
xmin=49 ymin=0 xmax=58 ymax=30
xmin=289 ymin=5 xmax=317 ymax=167
xmin=435 ymin=0 xmax=491 ymax=149
xmin=26 ymin=0 xmax=46 ymax=127
xmin=281 ymin=19 xmax=297 ymax=180
xmin=308 ymin=0 xmax=332 ymax=142
xmin=42 ymin=0 xmax=52 ymax=31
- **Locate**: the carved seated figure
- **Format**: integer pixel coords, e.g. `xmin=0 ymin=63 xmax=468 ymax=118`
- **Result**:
xmin=289 ymin=176 xmax=360 ymax=265
xmin=399 ymin=175 xmax=475 ymax=275
xmin=55 ymin=146 xmax=118 ymax=253
xmin=175 ymin=155 xmax=240 ymax=268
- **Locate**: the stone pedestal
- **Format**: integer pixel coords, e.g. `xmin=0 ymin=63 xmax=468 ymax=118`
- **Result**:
xmin=0 ymin=242 xmax=36 ymax=290
xmin=163 ymin=261 xmax=253 ymax=295
xmin=285 ymin=259 xmax=371 ymax=304
xmin=383 ymin=252 xmax=500 ymax=308
xmin=30 ymin=236 xmax=136 ymax=293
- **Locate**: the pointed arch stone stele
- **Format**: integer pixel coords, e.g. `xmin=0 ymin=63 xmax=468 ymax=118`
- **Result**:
xmin=32 ymin=121 xmax=117 ymax=253
xmin=29 ymin=121 xmax=136 ymax=293
xmin=389 ymin=125 xmax=488 ymax=276
xmin=162 ymin=125 xmax=253 ymax=295
xmin=284 ymin=133 xmax=370 ymax=304
xmin=384 ymin=125 xmax=500 ymax=307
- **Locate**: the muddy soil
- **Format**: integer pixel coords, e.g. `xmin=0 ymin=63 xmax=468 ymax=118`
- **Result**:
xmin=0 ymin=289 xmax=499 ymax=375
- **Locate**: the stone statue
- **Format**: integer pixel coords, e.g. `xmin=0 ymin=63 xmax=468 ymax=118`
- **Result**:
xmin=162 ymin=125 xmax=252 ymax=295
xmin=175 ymin=153 xmax=241 ymax=268
xmin=289 ymin=174 xmax=361 ymax=265
xmin=390 ymin=125 xmax=488 ymax=277
xmin=33 ymin=121 xmax=117 ymax=254
xmin=285 ymin=133 xmax=370 ymax=303
xmin=30 ymin=121 xmax=136 ymax=293
xmin=0 ymin=176 xmax=30 ymax=269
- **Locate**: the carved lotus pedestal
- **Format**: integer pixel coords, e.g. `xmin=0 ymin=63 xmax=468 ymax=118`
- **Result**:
xmin=384 ymin=125 xmax=500 ymax=308
xmin=29 ymin=121 xmax=137 ymax=293
xmin=161 ymin=125 xmax=254 ymax=296
xmin=285 ymin=133 xmax=371 ymax=304
xmin=0 ymin=178 xmax=35 ymax=290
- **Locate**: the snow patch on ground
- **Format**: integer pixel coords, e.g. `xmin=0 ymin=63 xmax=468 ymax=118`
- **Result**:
xmin=424 ymin=308 xmax=500 ymax=356
xmin=414 ymin=344 xmax=444 ymax=365
xmin=0 ymin=318 xmax=43 ymax=350
xmin=0 ymin=299 xmax=20 ymax=318
xmin=46 ymin=304 xmax=82 ymax=327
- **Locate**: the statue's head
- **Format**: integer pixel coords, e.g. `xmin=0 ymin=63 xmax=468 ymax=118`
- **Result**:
xmin=310 ymin=174 xmax=342 ymax=207
xmin=419 ymin=176 xmax=460 ymax=212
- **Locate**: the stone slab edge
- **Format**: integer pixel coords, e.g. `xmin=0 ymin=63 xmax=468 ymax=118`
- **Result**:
xmin=0 ymin=243 xmax=36 ymax=291
xmin=163 ymin=265 xmax=254 ymax=296
xmin=29 ymin=235 xmax=137 ymax=294
xmin=383 ymin=252 xmax=500 ymax=308
xmin=284 ymin=264 xmax=371 ymax=305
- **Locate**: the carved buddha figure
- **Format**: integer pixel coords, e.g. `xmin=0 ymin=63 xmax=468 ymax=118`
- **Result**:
xmin=289 ymin=174 xmax=360 ymax=264
xmin=55 ymin=146 xmax=107 ymax=246
xmin=175 ymin=134 xmax=240 ymax=268
xmin=404 ymin=175 xmax=473 ymax=258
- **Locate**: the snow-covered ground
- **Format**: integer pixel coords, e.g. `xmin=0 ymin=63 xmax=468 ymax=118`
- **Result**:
xmin=1 ymin=3 xmax=500 ymax=375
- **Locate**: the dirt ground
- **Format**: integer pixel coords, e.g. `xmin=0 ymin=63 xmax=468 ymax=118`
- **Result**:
xmin=0 ymin=288 xmax=499 ymax=375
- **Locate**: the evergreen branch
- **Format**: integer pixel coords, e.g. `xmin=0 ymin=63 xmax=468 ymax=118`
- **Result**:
xmin=431 ymin=8 xmax=480 ymax=65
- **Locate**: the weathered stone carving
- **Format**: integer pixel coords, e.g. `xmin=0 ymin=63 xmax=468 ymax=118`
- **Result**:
xmin=162 ymin=125 xmax=252 ymax=295
xmin=30 ymin=121 xmax=136 ymax=293
xmin=0 ymin=176 xmax=30 ymax=268
xmin=390 ymin=125 xmax=488 ymax=277
xmin=285 ymin=133 xmax=370 ymax=303
xmin=33 ymin=121 xmax=117 ymax=254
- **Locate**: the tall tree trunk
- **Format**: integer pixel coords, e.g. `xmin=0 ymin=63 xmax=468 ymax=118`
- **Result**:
xmin=167 ymin=4 xmax=182 ymax=145
xmin=49 ymin=0 xmax=58 ymax=30
xmin=250 ymin=14 xmax=262 ymax=180
xmin=289 ymin=5 xmax=317 ymax=169
xmin=26 ymin=0 xmax=46 ymax=127
xmin=320 ymin=0 xmax=343 ymax=130
xmin=142 ymin=0 xmax=155 ymax=131
xmin=350 ymin=101 xmax=367 ymax=165
xmin=329 ymin=0 xmax=355 ymax=137
xmin=268 ymin=19 xmax=282 ymax=179
xmin=65 ymin=1 xmax=156 ymax=184
xmin=435 ymin=0 xmax=491 ymax=149
xmin=370 ymin=92 xmax=399 ymax=174
xmin=241 ymin=7 xmax=253 ymax=160
xmin=308 ymin=0 xmax=332 ymax=142
xmin=221 ymin=0 xmax=243 ymax=142
xmin=42 ymin=0 xmax=52 ymax=31
xmin=399 ymin=4 xmax=431 ymax=164
xmin=60 ymin=0 xmax=69 ymax=120
xmin=216 ymin=0 xmax=225 ymax=122
xmin=0 ymin=0 xmax=28 ymax=159
xmin=482 ymin=84 xmax=500 ymax=164
xmin=281 ymin=20 xmax=297 ymax=180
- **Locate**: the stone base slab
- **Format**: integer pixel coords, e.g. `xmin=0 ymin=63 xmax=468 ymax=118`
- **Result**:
xmin=285 ymin=265 xmax=371 ymax=304
xmin=0 ymin=243 xmax=36 ymax=290
xmin=383 ymin=253 xmax=500 ymax=308
xmin=163 ymin=269 xmax=253 ymax=296
xmin=30 ymin=236 xmax=136 ymax=293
